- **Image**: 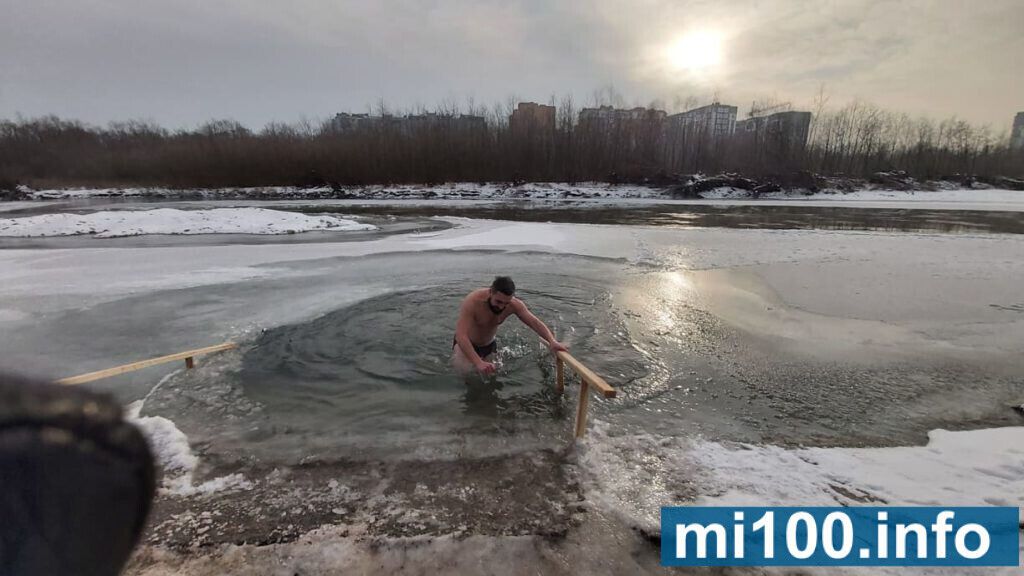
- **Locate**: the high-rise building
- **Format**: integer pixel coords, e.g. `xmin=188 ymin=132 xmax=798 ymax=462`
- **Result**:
xmin=1012 ymin=112 xmax=1024 ymax=150
xmin=666 ymin=103 xmax=737 ymax=139
xmin=576 ymin=106 xmax=667 ymax=160
xmin=509 ymin=102 xmax=556 ymax=135
xmin=329 ymin=112 xmax=379 ymax=132
xmin=577 ymin=106 xmax=667 ymax=130
xmin=735 ymin=110 xmax=813 ymax=149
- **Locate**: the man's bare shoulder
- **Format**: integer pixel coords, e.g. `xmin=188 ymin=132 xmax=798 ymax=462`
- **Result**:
xmin=509 ymin=296 xmax=529 ymax=314
xmin=460 ymin=288 xmax=488 ymax=309
xmin=465 ymin=288 xmax=489 ymax=301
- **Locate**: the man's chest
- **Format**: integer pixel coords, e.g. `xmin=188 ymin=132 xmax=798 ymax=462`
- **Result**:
xmin=473 ymin=307 xmax=512 ymax=328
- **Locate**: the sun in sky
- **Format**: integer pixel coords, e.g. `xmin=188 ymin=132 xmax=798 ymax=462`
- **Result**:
xmin=666 ymin=30 xmax=724 ymax=76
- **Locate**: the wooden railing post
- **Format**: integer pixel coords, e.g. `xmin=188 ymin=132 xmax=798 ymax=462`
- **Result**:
xmin=574 ymin=379 xmax=591 ymax=438
xmin=543 ymin=343 xmax=616 ymax=439
xmin=555 ymin=351 xmax=616 ymax=399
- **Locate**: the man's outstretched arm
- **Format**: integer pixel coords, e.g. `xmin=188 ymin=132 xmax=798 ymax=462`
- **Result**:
xmin=513 ymin=300 xmax=569 ymax=352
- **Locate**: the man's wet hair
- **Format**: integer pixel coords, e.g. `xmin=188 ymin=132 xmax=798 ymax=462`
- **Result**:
xmin=491 ymin=276 xmax=516 ymax=296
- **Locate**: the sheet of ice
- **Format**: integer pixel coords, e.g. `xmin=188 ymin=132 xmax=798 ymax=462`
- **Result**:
xmin=581 ymin=422 xmax=1024 ymax=533
xmin=0 ymin=201 xmax=46 ymax=213
xmin=0 ymin=219 xmax=612 ymax=311
xmin=0 ymin=207 xmax=376 ymax=238
xmin=3 ymin=218 xmax=1023 ymax=316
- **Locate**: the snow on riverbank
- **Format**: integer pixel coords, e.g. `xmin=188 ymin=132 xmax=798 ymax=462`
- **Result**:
xmin=23 ymin=182 xmax=664 ymax=201
xmin=125 ymin=372 xmax=253 ymax=497
xmin=14 ymin=181 xmax=1024 ymax=209
xmin=0 ymin=207 xmax=376 ymax=237
xmin=127 ymin=399 xmax=252 ymax=496
xmin=581 ymin=423 xmax=1024 ymax=536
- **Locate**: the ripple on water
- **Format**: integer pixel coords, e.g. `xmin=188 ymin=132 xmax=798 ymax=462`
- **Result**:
xmin=234 ymin=275 xmax=649 ymax=456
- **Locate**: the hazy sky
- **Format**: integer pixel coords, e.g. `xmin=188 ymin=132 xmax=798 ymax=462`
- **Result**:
xmin=2 ymin=0 xmax=1021 ymax=132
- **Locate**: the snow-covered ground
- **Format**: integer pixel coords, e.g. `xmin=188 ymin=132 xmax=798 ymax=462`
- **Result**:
xmin=0 ymin=207 xmax=375 ymax=237
xmin=577 ymin=424 xmax=1024 ymax=576
xmin=581 ymin=423 xmax=1024 ymax=535
xmin=12 ymin=182 xmax=1024 ymax=213
xmin=22 ymin=181 xmax=665 ymax=201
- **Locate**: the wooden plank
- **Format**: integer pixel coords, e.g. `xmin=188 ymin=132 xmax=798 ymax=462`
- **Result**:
xmin=555 ymin=357 xmax=564 ymax=394
xmin=56 ymin=342 xmax=237 ymax=386
xmin=556 ymin=350 xmax=617 ymax=398
xmin=574 ymin=379 xmax=591 ymax=438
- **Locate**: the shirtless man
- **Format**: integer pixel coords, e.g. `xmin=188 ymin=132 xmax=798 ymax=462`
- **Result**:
xmin=452 ymin=276 xmax=569 ymax=375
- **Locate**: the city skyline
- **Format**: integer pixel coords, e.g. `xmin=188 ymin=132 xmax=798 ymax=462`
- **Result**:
xmin=1 ymin=0 xmax=1021 ymax=132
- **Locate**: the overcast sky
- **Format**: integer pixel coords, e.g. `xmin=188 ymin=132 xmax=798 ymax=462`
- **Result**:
xmin=1 ymin=0 xmax=1021 ymax=132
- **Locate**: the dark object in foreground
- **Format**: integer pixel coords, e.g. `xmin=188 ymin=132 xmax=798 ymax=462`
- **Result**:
xmin=0 ymin=373 xmax=155 ymax=576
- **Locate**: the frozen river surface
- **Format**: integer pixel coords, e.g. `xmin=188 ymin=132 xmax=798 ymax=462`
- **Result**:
xmin=1 ymin=201 xmax=1021 ymax=574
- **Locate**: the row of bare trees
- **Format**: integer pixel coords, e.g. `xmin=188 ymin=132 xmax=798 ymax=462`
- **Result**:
xmin=1 ymin=99 xmax=1020 ymax=191
xmin=806 ymin=101 xmax=1018 ymax=178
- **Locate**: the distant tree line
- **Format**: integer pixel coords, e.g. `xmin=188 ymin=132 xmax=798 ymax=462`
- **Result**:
xmin=1 ymin=96 xmax=1021 ymax=191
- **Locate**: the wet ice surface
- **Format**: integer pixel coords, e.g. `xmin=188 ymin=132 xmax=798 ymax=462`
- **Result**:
xmin=1 ymin=206 xmax=1022 ymax=574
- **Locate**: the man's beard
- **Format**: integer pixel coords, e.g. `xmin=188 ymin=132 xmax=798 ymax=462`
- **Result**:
xmin=488 ymin=301 xmax=504 ymax=315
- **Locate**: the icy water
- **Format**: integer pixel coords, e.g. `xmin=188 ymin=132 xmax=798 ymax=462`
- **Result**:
xmin=1 ymin=202 xmax=1022 ymax=574
xmin=130 ymin=253 xmax=689 ymax=466
xmin=232 ymin=270 xmax=648 ymax=460
xmin=313 ymin=202 xmax=1024 ymax=234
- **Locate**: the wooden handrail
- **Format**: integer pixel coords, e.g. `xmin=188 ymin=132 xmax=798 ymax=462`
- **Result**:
xmin=55 ymin=342 xmax=238 ymax=386
xmin=555 ymin=350 xmax=616 ymax=398
xmin=544 ymin=342 xmax=617 ymax=438
xmin=57 ymin=338 xmax=612 ymax=438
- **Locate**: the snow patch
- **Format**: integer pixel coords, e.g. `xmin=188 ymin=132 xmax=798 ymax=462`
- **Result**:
xmin=23 ymin=182 xmax=667 ymax=201
xmin=0 ymin=207 xmax=376 ymax=238
xmin=694 ymin=186 xmax=750 ymax=199
xmin=127 ymin=399 xmax=252 ymax=496
xmin=580 ymin=422 xmax=1024 ymax=535
xmin=17 ymin=181 xmax=1024 ymax=208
